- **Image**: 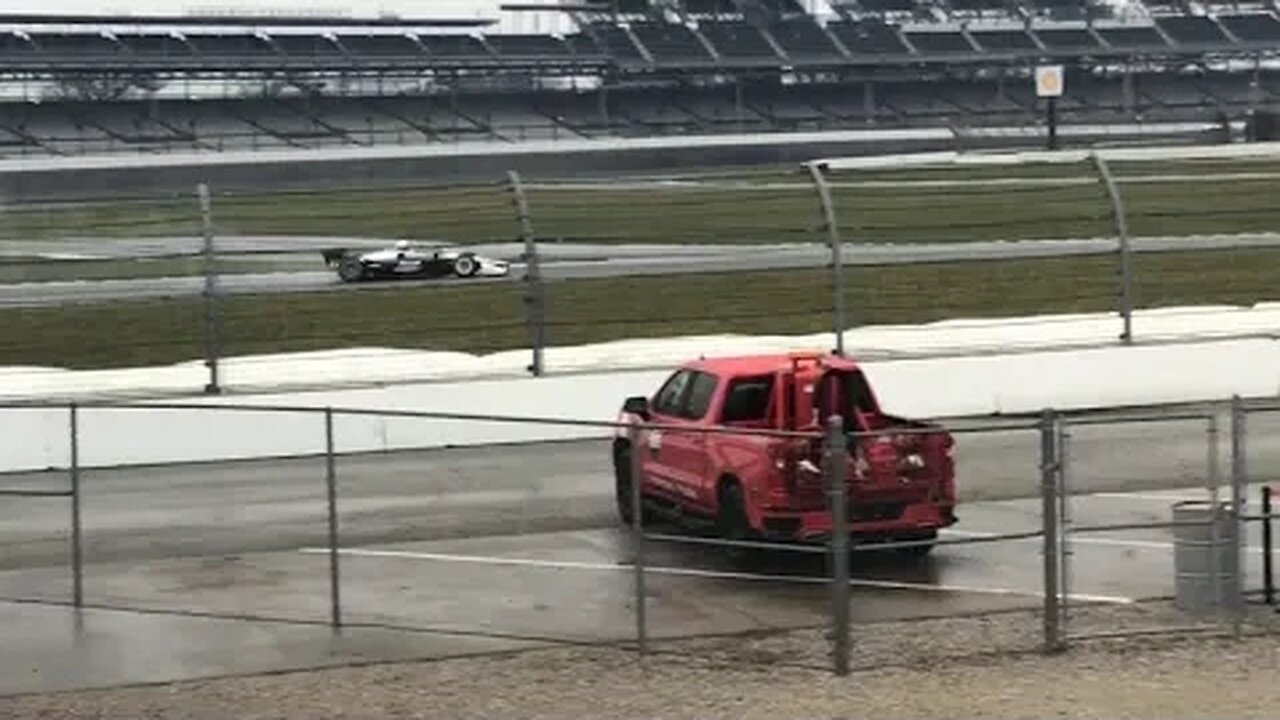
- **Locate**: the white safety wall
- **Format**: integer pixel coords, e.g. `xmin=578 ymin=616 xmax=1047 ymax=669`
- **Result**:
xmin=3 ymin=338 xmax=1277 ymax=473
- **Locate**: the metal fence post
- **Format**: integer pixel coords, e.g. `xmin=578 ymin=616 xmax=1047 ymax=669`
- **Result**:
xmin=508 ymin=170 xmax=545 ymax=377
xmin=1262 ymin=485 xmax=1274 ymax=607
xmin=627 ymin=422 xmax=647 ymax=655
xmin=1040 ymin=408 xmax=1063 ymax=653
xmin=197 ymin=182 xmax=222 ymax=394
xmin=1207 ymin=412 xmax=1223 ymax=625
xmin=1229 ymin=395 xmax=1246 ymax=637
xmin=1057 ymin=420 xmax=1072 ymax=635
xmin=806 ymin=163 xmax=846 ymax=357
xmin=324 ymin=407 xmax=341 ymax=629
xmin=1090 ymin=154 xmax=1133 ymax=345
xmin=69 ymin=402 xmax=82 ymax=608
xmin=826 ymin=414 xmax=850 ymax=676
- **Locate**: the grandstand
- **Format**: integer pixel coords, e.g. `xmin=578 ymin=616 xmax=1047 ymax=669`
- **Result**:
xmin=0 ymin=0 xmax=1276 ymax=156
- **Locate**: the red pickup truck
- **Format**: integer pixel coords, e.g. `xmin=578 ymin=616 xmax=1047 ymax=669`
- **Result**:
xmin=613 ymin=352 xmax=957 ymax=556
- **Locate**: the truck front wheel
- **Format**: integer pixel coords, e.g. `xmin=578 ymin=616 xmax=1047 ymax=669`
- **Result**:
xmin=613 ymin=441 xmax=652 ymax=527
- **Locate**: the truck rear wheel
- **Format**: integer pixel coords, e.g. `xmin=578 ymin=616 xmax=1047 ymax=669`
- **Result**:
xmin=893 ymin=530 xmax=938 ymax=559
xmin=718 ymin=482 xmax=763 ymax=567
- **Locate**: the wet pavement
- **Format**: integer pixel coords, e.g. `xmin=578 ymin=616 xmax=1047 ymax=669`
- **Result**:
xmin=2 ymin=484 xmax=1273 ymax=697
xmin=0 ymin=600 xmax=551 ymax=697
xmin=2 ymin=414 xmax=1277 ymax=697
xmin=7 ymin=413 xmax=1280 ymax=572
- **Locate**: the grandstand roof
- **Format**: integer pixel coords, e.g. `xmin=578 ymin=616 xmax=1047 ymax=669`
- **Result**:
xmin=0 ymin=0 xmax=1271 ymax=77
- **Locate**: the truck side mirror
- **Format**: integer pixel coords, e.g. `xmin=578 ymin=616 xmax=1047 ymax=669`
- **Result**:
xmin=623 ymin=396 xmax=650 ymax=420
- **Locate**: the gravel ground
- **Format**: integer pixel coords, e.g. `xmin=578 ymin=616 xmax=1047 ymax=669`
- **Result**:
xmin=5 ymin=601 xmax=1280 ymax=720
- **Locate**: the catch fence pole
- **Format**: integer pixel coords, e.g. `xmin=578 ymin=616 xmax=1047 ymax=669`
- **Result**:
xmin=197 ymin=182 xmax=222 ymax=394
xmin=826 ymin=414 xmax=850 ymax=676
xmin=507 ymin=170 xmax=545 ymax=377
xmin=325 ymin=407 xmax=342 ymax=628
xmin=1040 ymin=408 xmax=1063 ymax=653
xmin=69 ymin=402 xmax=83 ymax=608
xmin=806 ymin=163 xmax=846 ymax=357
xmin=1090 ymin=154 xmax=1133 ymax=345
xmin=627 ymin=423 xmax=647 ymax=655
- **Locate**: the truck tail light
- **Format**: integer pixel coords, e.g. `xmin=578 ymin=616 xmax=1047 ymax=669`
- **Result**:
xmin=897 ymin=452 xmax=926 ymax=473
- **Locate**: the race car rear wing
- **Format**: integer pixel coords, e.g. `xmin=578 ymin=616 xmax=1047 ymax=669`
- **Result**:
xmin=320 ymin=248 xmax=349 ymax=266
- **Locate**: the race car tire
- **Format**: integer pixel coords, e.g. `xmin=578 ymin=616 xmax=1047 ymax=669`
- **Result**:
xmin=452 ymin=254 xmax=480 ymax=278
xmin=337 ymin=256 xmax=366 ymax=283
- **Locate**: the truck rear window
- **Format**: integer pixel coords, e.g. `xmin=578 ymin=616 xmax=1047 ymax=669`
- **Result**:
xmin=817 ymin=369 xmax=879 ymax=425
xmin=721 ymin=375 xmax=774 ymax=423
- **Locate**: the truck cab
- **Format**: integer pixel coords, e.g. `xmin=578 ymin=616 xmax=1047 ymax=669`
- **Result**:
xmin=613 ymin=352 xmax=957 ymax=555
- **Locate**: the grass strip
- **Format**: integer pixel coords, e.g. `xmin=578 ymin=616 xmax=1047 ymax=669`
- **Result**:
xmin=3 ymin=248 xmax=1278 ymax=370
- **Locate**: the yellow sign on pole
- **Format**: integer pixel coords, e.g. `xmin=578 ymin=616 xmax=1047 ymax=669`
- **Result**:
xmin=1036 ymin=65 xmax=1064 ymax=98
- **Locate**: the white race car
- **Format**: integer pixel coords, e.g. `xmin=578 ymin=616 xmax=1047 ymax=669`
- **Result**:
xmin=322 ymin=241 xmax=510 ymax=283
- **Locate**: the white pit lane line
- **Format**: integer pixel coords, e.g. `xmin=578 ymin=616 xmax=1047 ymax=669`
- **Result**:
xmin=1086 ymin=491 xmax=1224 ymax=503
xmin=297 ymin=547 xmax=1134 ymax=605
xmin=944 ymin=529 xmax=1267 ymax=555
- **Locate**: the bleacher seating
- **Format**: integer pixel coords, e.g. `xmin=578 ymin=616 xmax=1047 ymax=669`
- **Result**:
xmin=1095 ymin=26 xmax=1168 ymax=49
xmin=699 ymin=22 xmax=779 ymax=59
xmin=948 ymin=0 xmax=1013 ymax=14
xmin=904 ymin=30 xmax=975 ymax=53
xmin=852 ymin=0 xmax=917 ymax=14
xmin=630 ymin=23 xmax=712 ymax=62
xmin=184 ymin=34 xmax=276 ymax=57
xmin=969 ymin=29 xmax=1039 ymax=51
xmin=829 ymin=21 xmax=912 ymax=55
xmin=0 ymin=32 xmax=37 ymax=62
xmin=0 ymin=0 xmax=1269 ymax=157
xmin=0 ymin=65 xmax=1266 ymax=157
xmin=485 ymin=34 xmax=574 ymax=58
xmin=681 ymin=0 xmax=739 ymax=13
xmin=1034 ymin=27 xmax=1101 ymax=49
xmin=1217 ymin=14 xmax=1280 ymax=43
xmin=1024 ymin=0 xmax=1092 ymax=20
xmin=591 ymin=24 xmax=645 ymax=60
xmin=1155 ymin=16 xmax=1230 ymax=45
xmin=420 ymin=34 xmax=491 ymax=58
xmin=769 ymin=18 xmax=844 ymax=59
xmin=0 ymin=2 xmax=1259 ymax=71
xmin=563 ymin=32 xmax=608 ymax=58
xmin=29 ymin=33 xmax=123 ymax=58
xmin=116 ymin=34 xmax=195 ymax=58
xmin=270 ymin=34 xmax=344 ymax=58
xmin=332 ymin=34 xmax=424 ymax=58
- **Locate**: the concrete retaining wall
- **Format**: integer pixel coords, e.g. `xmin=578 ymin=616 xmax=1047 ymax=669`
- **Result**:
xmin=3 ymin=337 xmax=1275 ymax=473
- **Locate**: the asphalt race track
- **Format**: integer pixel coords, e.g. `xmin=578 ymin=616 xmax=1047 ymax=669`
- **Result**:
xmin=3 ymin=232 xmax=1280 ymax=306
xmin=8 ymin=410 xmax=1280 ymax=569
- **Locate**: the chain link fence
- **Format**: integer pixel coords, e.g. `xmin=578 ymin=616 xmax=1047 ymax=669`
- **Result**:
xmin=2 ymin=398 xmax=1278 ymax=676
xmin=1 ymin=152 xmax=1280 ymax=395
